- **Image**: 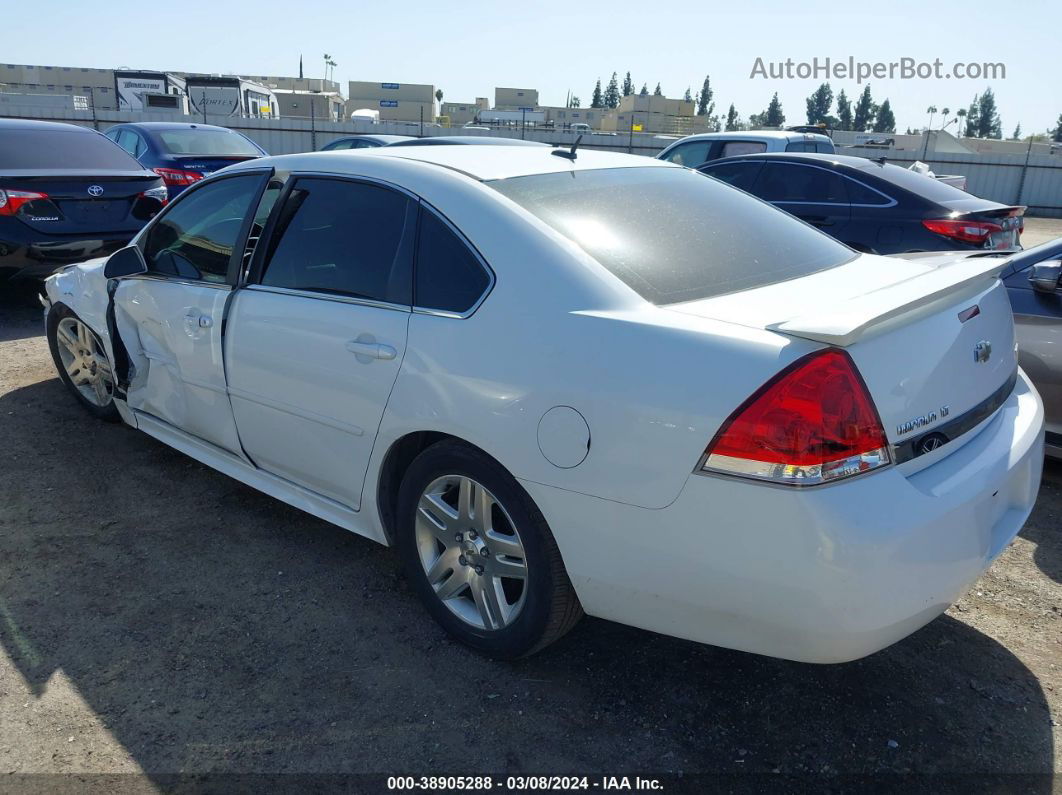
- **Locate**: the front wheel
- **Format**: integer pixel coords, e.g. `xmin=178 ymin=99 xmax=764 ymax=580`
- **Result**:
xmin=47 ymin=305 xmax=120 ymax=422
xmin=396 ymin=440 xmax=582 ymax=658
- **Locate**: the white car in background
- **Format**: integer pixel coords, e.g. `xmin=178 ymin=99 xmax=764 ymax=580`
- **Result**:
xmin=42 ymin=145 xmax=1043 ymax=663
xmin=658 ymin=129 xmax=835 ymax=168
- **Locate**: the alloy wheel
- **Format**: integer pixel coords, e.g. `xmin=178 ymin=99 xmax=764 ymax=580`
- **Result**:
xmin=54 ymin=317 xmax=114 ymax=407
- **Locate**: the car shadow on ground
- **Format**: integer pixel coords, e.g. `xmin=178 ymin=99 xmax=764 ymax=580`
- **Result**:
xmin=1022 ymin=459 xmax=1062 ymax=584
xmin=0 ymin=285 xmax=45 ymax=342
xmin=0 ymin=377 xmax=1055 ymax=784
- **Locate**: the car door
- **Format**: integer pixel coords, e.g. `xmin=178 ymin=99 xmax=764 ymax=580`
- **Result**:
xmin=749 ymin=162 xmax=851 ymax=237
xmin=224 ymin=176 xmax=418 ymax=509
xmin=113 ymin=171 xmax=270 ymax=454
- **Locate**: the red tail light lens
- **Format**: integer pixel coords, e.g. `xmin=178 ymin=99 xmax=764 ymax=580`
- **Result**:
xmin=701 ymin=349 xmax=890 ymax=486
xmin=152 ymin=167 xmax=204 ymax=187
xmin=922 ymin=218 xmax=1001 ymax=246
xmin=0 ymin=188 xmax=49 ymax=216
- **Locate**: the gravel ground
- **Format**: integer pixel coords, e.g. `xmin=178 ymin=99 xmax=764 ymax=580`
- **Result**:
xmin=0 ymin=236 xmax=1059 ymax=790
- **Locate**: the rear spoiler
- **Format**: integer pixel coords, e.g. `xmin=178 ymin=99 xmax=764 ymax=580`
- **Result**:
xmin=767 ymin=257 xmax=1009 ymax=346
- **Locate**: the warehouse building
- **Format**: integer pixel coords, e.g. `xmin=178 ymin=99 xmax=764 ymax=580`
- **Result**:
xmin=494 ymin=87 xmax=539 ymax=110
xmin=274 ymin=89 xmax=346 ymax=121
xmin=440 ymin=98 xmax=489 ymax=125
xmin=347 ymin=80 xmax=435 ymax=123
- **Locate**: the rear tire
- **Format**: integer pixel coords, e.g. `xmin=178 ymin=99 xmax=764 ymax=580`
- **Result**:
xmin=47 ymin=305 xmax=120 ymax=422
xmin=396 ymin=440 xmax=582 ymax=658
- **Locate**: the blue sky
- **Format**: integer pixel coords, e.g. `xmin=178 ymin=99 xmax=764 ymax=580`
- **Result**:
xmin=8 ymin=0 xmax=1060 ymax=134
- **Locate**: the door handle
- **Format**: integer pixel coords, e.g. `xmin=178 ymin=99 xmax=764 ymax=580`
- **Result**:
xmin=345 ymin=340 xmax=397 ymax=361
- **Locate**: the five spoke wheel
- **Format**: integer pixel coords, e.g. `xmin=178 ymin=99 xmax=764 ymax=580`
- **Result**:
xmin=54 ymin=316 xmax=114 ymax=408
xmin=415 ymin=474 xmax=528 ymax=631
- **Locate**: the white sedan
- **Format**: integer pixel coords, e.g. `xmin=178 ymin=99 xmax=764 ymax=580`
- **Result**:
xmin=43 ymin=145 xmax=1044 ymax=662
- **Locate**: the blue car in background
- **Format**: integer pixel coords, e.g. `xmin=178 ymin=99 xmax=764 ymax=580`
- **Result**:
xmin=103 ymin=122 xmax=267 ymax=198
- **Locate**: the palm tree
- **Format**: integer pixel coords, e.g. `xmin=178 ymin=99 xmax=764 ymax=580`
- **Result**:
xmin=926 ymin=105 xmax=938 ymax=130
xmin=956 ymin=108 xmax=967 ymax=135
xmin=435 ymin=89 xmax=443 ymax=113
xmin=940 ymin=107 xmax=950 ymax=128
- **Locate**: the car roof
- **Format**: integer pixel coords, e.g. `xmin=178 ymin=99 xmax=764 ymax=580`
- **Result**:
xmin=108 ymin=122 xmax=239 ymax=132
xmin=331 ymin=134 xmax=414 ymax=143
xmin=388 ymin=136 xmax=548 ymax=147
xmin=705 ymin=151 xmax=894 ymax=172
xmin=0 ymin=118 xmax=96 ymax=133
xmin=670 ymin=130 xmax=831 ymax=143
xmin=234 ymin=145 xmax=677 ymax=182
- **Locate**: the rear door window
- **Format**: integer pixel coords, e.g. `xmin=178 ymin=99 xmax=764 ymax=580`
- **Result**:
xmin=720 ymin=141 xmax=767 ymax=157
xmin=701 ymin=160 xmax=764 ymax=193
xmin=415 ymin=208 xmax=491 ymax=314
xmin=259 ymin=177 xmax=415 ymax=305
xmin=489 ymin=166 xmax=854 ymax=305
xmin=754 ymin=163 xmax=848 ymax=204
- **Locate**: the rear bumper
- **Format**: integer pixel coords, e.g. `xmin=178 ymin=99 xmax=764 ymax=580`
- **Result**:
xmin=522 ymin=369 xmax=1044 ymax=663
xmin=0 ymin=228 xmax=133 ymax=281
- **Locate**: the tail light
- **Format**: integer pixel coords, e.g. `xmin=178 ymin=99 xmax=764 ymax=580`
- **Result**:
xmin=139 ymin=185 xmax=169 ymax=205
xmin=700 ymin=349 xmax=890 ymax=486
xmin=922 ymin=218 xmax=1001 ymax=246
xmin=0 ymin=188 xmax=49 ymax=216
xmin=152 ymin=167 xmax=203 ymax=187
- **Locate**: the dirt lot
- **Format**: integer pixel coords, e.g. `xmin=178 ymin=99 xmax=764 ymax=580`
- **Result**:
xmin=0 ymin=235 xmax=1059 ymax=790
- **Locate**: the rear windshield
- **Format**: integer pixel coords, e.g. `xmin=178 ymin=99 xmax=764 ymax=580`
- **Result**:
xmin=863 ymin=162 xmax=976 ymax=204
xmin=155 ymin=129 xmax=261 ymax=156
xmin=0 ymin=130 xmax=143 ymax=170
xmin=489 ymin=166 xmax=855 ymax=304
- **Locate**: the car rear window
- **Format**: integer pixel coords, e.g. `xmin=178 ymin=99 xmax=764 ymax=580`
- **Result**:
xmin=156 ymin=129 xmax=261 ymax=156
xmin=862 ymin=162 xmax=974 ymax=204
xmin=488 ymin=166 xmax=855 ymax=305
xmin=0 ymin=130 xmax=143 ymax=170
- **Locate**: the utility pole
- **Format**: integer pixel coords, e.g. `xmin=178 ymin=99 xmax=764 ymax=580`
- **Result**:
xmin=1016 ymin=137 xmax=1035 ymax=205
xmin=89 ymin=88 xmax=99 ymax=131
xmin=419 ymin=105 xmax=424 ymax=137
xmin=201 ymin=90 xmax=207 ymax=124
xmin=310 ymin=98 xmax=317 ymax=150
xmin=628 ymin=114 xmax=635 ymax=154
xmin=521 ymin=108 xmax=526 ymax=139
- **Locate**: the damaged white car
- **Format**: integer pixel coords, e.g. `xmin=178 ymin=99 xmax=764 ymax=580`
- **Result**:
xmin=43 ymin=146 xmax=1044 ymax=662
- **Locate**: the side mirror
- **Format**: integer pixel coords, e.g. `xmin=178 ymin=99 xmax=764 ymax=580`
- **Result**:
xmin=103 ymin=245 xmax=147 ymax=279
xmin=1028 ymin=259 xmax=1062 ymax=294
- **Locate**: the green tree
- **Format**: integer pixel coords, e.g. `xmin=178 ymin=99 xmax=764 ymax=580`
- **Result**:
xmin=683 ymin=87 xmax=692 ymax=102
xmin=925 ymin=104 xmax=937 ymax=130
xmin=569 ymin=95 xmax=581 ymax=108
xmin=622 ymin=72 xmax=634 ymax=97
xmin=696 ymin=75 xmax=714 ymax=117
xmin=604 ymin=72 xmax=620 ymax=109
xmin=805 ymin=82 xmax=833 ymax=125
xmin=764 ymin=93 xmax=785 ymax=127
xmin=1010 ymin=123 xmax=1022 ymax=140
xmin=872 ymin=98 xmax=896 ymax=133
xmin=747 ymin=111 xmax=766 ymax=129
xmin=852 ymin=86 xmax=876 ymax=131
xmin=963 ymin=95 xmax=980 ymax=137
xmin=725 ymin=104 xmax=740 ymax=131
xmin=956 ymin=107 xmax=968 ymax=137
xmin=1054 ymin=114 xmax=1062 ymax=143
xmin=639 ymin=83 xmax=648 ymax=96
xmin=977 ymin=87 xmax=1002 ymax=138
xmin=836 ymin=89 xmax=853 ymax=131
xmin=653 ymin=82 xmax=663 ymax=96
xmin=591 ymin=79 xmax=603 ymax=109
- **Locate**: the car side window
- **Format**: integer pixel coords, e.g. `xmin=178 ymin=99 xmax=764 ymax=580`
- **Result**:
xmin=784 ymin=141 xmax=813 ymax=153
xmin=260 ymin=177 xmax=415 ymax=305
xmin=754 ymin=163 xmax=848 ymax=204
xmin=720 ymin=141 xmax=768 ymax=157
xmin=115 ymin=130 xmax=139 ymax=157
xmin=664 ymin=141 xmax=712 ymax=167
xmin=142 ymin=174 xmax=262 ymax=283
xmin=815 ymin=141 xmax=835 ymax=153
xmin=415 ymin=208 xmax=491 ymax=314
xmin=701 ymin=161 xmax=764 ymax=193
xmin=843 ymin=177 xmax=891 ymax=206
xmin=327 ymin=139 xmax=353 ymax=150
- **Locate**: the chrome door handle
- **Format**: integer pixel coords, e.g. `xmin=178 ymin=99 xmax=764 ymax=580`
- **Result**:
xmin=345 ymin=340 xmax=397 ymax=361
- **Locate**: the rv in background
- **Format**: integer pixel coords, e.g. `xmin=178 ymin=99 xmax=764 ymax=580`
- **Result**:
xmin=184 ymin=75 xmax=278 ymax=119
xmin=114 ymin=70 xmax=186 ymax=112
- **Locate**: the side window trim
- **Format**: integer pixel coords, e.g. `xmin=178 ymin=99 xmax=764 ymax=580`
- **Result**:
xmin=246 ymin=172 xmax=419 ymax=312
xmin=412 ymin=202 xmax=496 ymax=319
xmin=131 ymin=170 xmax=272 ymax=287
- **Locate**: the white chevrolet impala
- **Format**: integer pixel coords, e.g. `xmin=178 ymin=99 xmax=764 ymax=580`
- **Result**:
xmin=42 ymin=145 xmax=1044 ymax=662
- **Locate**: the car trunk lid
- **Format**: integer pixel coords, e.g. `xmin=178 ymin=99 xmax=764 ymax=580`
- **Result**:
xmin=1 ymin=171 xmax=162 ymax=234
xmin=669 ymin=252 xmax=1018 ymax=460
xmin=167 ymin=154 xmax=259 ymax=178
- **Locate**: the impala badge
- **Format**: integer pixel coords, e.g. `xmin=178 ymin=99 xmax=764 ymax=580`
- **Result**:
xmin=974 ymin=340 xmax=992 ymax=364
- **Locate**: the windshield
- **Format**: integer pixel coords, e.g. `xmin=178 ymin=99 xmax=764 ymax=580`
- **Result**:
xmin=0 ymin=130 xmax=144 ymax=170
xmin=489 ymin=166 xmax=856 ymax=304
xmin=155 ymin=129 xmax=262 ymax=156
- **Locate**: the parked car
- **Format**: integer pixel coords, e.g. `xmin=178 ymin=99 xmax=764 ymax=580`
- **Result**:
xmin=569 ymin=123 xmax=592 ymax=133
xmin=320 ymin=134 xmax=414 ymax=151
xmin=700 ymin=153 xmax=1024 ymax=254
xmin=387 ymin=136 xmax=548 ymax=147
xmin=0 ymin=119 xmax=166 ymax=284
xmin=657 ymin=130 xmax=835 ymax=168
xmin=899 ymin=239 xmax=1061 ymax=459
xmin=104 ymin=122 xmax=266 ymax=199
xmin=42 ymin=146 xmax=1042 ymax=663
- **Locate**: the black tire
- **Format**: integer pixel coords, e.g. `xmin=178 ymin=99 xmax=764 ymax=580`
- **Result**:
xmin=46 ymin=304 xmax=121 ymax=422
xmin=396 ymin=440 xmax=582 ymax=658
